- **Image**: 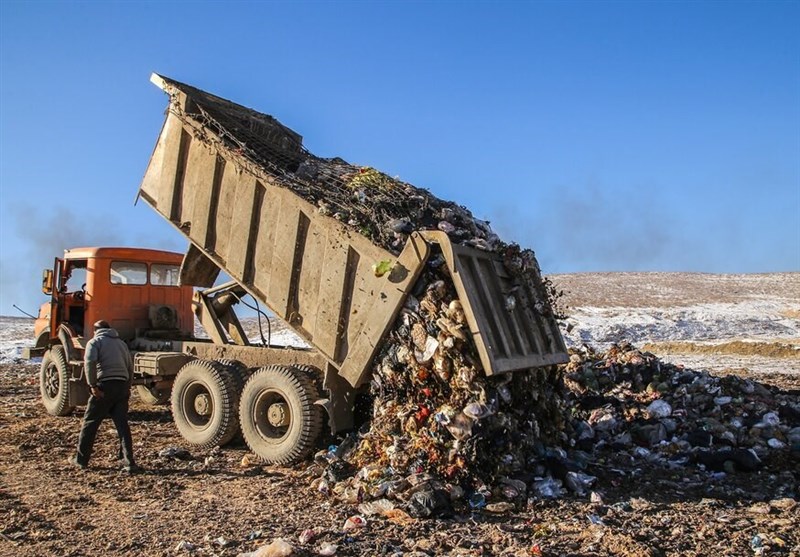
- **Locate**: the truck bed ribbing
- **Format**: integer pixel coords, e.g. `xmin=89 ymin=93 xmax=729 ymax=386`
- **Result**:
xmin=138 ymin=73 xmax=567 ymax=389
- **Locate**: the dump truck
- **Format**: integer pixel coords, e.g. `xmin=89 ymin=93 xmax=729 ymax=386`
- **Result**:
xmin=29 ymin=73 xmax=568 ymax=464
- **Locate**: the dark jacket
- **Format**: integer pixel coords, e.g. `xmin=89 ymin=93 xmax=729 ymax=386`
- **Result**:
xmin=85 ymin=328 xmax=132 ymax=387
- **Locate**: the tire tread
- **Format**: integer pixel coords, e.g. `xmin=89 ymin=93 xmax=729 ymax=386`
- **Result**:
xmin=171 ymin=360 xmax=240 ymax=449
xmin=40 ymin=345 xmax=74 ymax=416
xmin=239 ymin=365 xmax=323 ymax=465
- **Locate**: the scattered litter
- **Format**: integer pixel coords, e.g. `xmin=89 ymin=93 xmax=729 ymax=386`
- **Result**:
xmin=767 ymin=438 xmax=786 ymax=449
xmin=158 ymin=447 xmax=192 ymax=460
xmin=372 ymin=260 xmax=393 ymax=278
xmin=485 ymin=502 xmax=514 ymax=513
xmin=646 ymin=399 xmax=672 ymax=419
xmin=241 ymin=539 xmax=294 ymax=557
xmin=532 ymin=478 xmax=563 ymax=499
xmin=298 ymin=529 xmax=315 ymax=545
xmin=750 ymin=534 xmax=764 ymax=556
xmin=342 ymin=515 xmax=367 ymax=532
xmin=565 ymin=472 xmax=596 ymax=497
xmin=358 ymin=498 xmax=394 ymax=516
xmin=383 ymin=508 xmax=415 ymax=525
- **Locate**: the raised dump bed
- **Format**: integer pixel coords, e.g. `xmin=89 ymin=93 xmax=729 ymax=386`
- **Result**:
xmin=139 ymin=74 xmax=567 ymax=387
xmin=137 ymin=74 xmax=568 ymax=463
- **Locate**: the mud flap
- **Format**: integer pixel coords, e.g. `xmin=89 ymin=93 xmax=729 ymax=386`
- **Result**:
xmin=69 ymin=378 xmax=90 ymax=406
xmin=321 ymin=364 xmax=356 ymax=434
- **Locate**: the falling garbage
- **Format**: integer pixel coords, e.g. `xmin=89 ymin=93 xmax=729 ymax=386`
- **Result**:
xmin=137 ymin=77 xmax=598 ymax=527
xmin=311 ymin=337 xmax=799 ymax=516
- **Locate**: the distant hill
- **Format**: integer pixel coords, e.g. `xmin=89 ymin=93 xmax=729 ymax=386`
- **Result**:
xmin=549 ymin=272 xmax=800 ymax=309
xmin=549 ymin=272 xmax=800 ymax=377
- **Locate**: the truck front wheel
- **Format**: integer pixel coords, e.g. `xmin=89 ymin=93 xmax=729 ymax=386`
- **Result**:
xmin=239 ymin=365 xmax=323 ymax=465
xmin=171 ymin=360 xmax=239 ymax=448
xmin=40 ymin=345 xmax=74 ymax=416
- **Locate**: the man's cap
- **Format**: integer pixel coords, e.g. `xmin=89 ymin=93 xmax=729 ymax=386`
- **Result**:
xmin=94 ymin=320 xmax=111 ymax=329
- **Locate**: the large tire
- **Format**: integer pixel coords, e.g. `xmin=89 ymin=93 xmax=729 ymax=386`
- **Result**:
xmin=239 ymin=365 xmax=323 ymax=465
xmin=136 ymin=384 xmax=171 ymax=406
xmin=40 ymin=345 xmax=74 ymax=416
xmin=217 ymin=359 xmax=251 ymax=393
xmin=171 ymin=360 xmax=239 ymax=448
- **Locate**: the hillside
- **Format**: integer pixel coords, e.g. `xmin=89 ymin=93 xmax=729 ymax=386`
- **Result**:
xmin=550 ymin=272 xmax=800 ymax=379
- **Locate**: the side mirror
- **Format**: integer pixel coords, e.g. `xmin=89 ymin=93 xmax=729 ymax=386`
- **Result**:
xmin=42 ymin=269 xmax=53 ymax=295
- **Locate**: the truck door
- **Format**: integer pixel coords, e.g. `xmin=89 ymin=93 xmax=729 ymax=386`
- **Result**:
xmin=60 ymin=259 xmax=89 ymax=336
xmin=48 ymin=257 xmax=63 ymax=341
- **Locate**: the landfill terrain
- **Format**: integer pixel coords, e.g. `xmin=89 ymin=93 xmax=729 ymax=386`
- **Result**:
xmin=1 ymin=272 xmax=799 ymax=557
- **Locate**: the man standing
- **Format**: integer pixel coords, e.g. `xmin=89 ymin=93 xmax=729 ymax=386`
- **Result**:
xmin=70 ymin=320 xmax=140 ymax=473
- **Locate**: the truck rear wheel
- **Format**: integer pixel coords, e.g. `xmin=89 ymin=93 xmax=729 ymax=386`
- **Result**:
xmin=239 ymin=365 xmax=323 ymax=465
xmin=171 ymin=360 xmax=239 ymax=448
xmin=217 ymin=359 xmax=251 ymax=392
xmin=40 ymin=345 xmax=74 ymax=416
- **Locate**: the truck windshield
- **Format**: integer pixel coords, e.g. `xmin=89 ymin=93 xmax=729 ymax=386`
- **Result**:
xmin=110 ymin=261 xmax=148 ymax=285
xmin=151 ymin=264 xmax=180 ymax=286
xmin=63 ymin=262 xmax=87 ymax=292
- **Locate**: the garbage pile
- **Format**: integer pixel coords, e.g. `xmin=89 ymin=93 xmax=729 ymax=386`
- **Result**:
xmin=562 ymin=341 xmax=800 ymax=472
xmin=310 ymin=341 xmax=799 ymax=517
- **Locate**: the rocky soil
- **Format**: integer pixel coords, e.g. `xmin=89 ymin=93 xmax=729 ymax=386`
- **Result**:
xmin=1 ymin=365 xmax=798 ymax=557
xmin=1 ymin=272 xmax=798 ymax=557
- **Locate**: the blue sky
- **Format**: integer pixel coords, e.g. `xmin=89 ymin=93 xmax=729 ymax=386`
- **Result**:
xmin=1 ymin=1 xmax=798 ymax=316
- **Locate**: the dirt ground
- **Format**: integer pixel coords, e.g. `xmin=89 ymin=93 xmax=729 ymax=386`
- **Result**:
xmin=1 ymin=362 xmax=798 ymax=557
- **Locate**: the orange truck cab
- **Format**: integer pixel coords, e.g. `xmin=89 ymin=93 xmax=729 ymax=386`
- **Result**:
xmin=33 ymin=247 xmax=194 ymax=348
xmin=28 ymin=247 xmax=196 ymax=415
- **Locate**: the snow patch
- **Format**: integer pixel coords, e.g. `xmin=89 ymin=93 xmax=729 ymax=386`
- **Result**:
xmin=0 ymin=317 xmax=36 ymax=364
xmin=562 ymin=300 xmax=800 ymax=347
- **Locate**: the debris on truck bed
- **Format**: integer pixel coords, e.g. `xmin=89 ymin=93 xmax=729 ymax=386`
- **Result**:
xmin=156 ymin=75 xmax=562 ymax=319
xmin=161 ymin=77 xmax=502 ymax=254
